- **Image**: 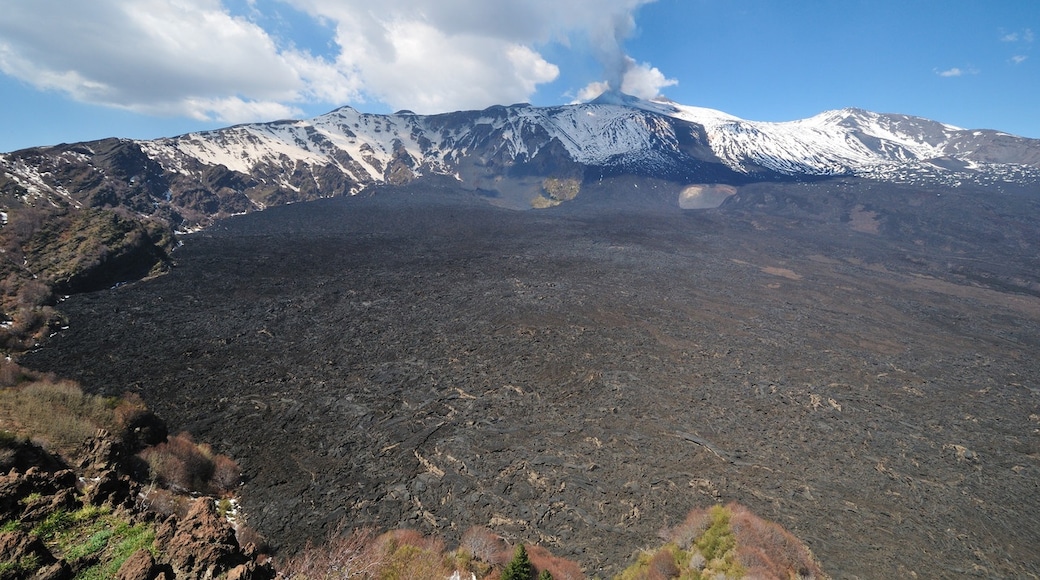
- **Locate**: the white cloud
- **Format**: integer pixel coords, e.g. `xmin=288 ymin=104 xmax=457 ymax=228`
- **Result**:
xmin=283 ymin=0 xmax=661 ymax=112
xmin=619 ymin=58 xmax=678 ymax=99
xmin=571 ymin=58 xmax=677 ymax=103
xmin=0 ymin=0 xmax=351 ymax=122
xmin=1011 ymin=55 xmax=1029 ymax=65
xmin=1001 ymin=28 xmax=1033 ymax=44
xmin=573 ymin=81 xmax=611 ymax=103
xmin=0 ymin=0 xmax=665 ymax=121
xmin=935 ymin=66 xmax=979 ymax=78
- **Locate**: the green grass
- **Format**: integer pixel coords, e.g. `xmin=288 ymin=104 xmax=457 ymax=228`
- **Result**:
xmin=19 ymin=492 xmax=43 ymax=505
xmin=21 ymin=503 xmax=157 ymax=579
xmin=695 ymin=505 xmax=735 ymax=562
xmin=31 ymin=509 xmax=73 ymax=541
xmin=0 ymin=520 xmax=21 ymax=533
xmin=615 ymin=505 xmax=745 ymax=580
xmin=76 ymin=524 xmax=155 ymax=580
xmin=65 ymin=528 xmax=114 ymax=560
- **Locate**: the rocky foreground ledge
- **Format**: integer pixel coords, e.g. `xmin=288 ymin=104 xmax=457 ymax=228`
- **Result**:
xmin=0 ymin=431 xmax=273 ymax=580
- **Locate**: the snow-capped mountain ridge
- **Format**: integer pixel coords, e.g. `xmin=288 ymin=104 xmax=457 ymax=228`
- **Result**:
xmin=2 ymin=91 xmax=1038 ymax=226
xmin=137 ymin=90 xmax=1039 ymax=186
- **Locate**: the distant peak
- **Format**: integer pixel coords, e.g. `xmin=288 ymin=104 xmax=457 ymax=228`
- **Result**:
xmin=587 ymin=89 xmax=681 ymax=117
xmin=588 ymin=89 xmax=640 ymax=106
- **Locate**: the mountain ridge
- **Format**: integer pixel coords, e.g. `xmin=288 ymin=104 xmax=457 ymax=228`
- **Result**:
xmin=2 ymin=91 xmax=1039 ymax=230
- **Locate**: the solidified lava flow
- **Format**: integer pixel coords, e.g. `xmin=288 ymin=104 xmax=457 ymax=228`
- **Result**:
xmin=23 ymin=180 xmax=1040 ymax=578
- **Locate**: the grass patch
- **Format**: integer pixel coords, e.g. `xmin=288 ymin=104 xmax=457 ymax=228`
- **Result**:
xmin=695 ymin=505 xmax=736 ymax=564
xmin=65 ymin=528 xmax=115 ymax=561
xmin=76 ymin=524 xmax=155 ymax=580
xmin=31 ymin=509 xmax=74 ymax=541
xmin=24 ymin=503 xmax=156 ymax=578
xmin=0 ymin=519 xmax=21 ymax=533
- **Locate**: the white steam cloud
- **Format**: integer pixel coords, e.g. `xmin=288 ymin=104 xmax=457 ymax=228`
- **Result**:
xmin=580 ymin=9 xmax=677 ymax=100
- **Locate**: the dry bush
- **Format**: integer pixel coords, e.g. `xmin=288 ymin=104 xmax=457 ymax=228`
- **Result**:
xmin=282 ymin=527 xmax=489 ymax=580
xmin=377 ymin=528 xmax=446 ymax=555
xmin=14 ymin=279 xmax=52 ymax=309
xmin=728 ymin=503 xmax=825 ymax=580
xmin=211 ymin=454 xmax=243 ymax=494
xmin=113 ymin=392 xmax=149 ymax=427
xmin=140 ymin=431 xmax=218 ymax=492
xmin=0 ymin=359 xmax=34 ymax=387
xmin=662 ymin=506 xmax=713 ymax=548
xmin=368 ymin=528 xmax=452 ymax=578
xmin=462 ymin=526 xmax=508 ymax=564
xmin=376 ymin=541 xmax=451 ymax=579
xmin=526 ymin=544 xmax=585 ymax=580
xmin=0 ymin=379 xmax=118 ymax=456
xmin=280 ymin=527 xmax=384 ymax=579
xmin=646 ymin=547 xmax=681 ymax=580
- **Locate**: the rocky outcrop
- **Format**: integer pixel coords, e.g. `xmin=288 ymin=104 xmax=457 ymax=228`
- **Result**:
xmin=0 ymin=437 xmax=273 ymax=579
xmin=164 ymin=500 xmax=270 ymax=580
xmin=115 ymin=548 xmax=164 ymax=580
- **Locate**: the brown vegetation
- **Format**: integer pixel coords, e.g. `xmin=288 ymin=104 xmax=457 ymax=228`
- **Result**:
xmin=0 ymin=363 xmax=121 ymax=457
xmin=727 ymin=504 xmax=825 ymax=580
xmin=0 ymin=380 xmax=270 ymax=579
xmin=280 ymin=525 xmax=585 ymax=580
xmin=616 ymin=503 xmax=825 ymax=580
xmin=139 ymin=431 xmax=242 ymax=495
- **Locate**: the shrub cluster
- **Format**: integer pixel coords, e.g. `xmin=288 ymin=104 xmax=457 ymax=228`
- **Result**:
xmin=280 ymin=526 xmax=581 ymax=580
xmin=0 ymin=359 xmax=241 ymax=499
xmin=0 ymin=365 xmax=120 ymax=456
xmin=139 ymin=432 xmax=241 ymax=495
xmin=618 ymin=502 xmax=826 ymax=580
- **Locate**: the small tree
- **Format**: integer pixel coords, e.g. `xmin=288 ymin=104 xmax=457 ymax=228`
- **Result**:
xmin=502 ymin=544 xmax=533 ymax=580
xmin=538 ymin=570 xmax=554 ymax=580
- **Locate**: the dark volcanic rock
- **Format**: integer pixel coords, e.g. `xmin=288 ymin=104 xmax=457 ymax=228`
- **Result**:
xmin=21 ymin=179 xmax=1040 ymax=578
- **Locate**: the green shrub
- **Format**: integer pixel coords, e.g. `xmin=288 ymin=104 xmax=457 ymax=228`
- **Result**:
xmin=695 ymin=505 xmax=736 ymax=563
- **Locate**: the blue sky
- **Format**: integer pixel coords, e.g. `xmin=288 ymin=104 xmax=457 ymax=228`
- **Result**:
xmin=0 ymin=0 xmax=1036 ymax=153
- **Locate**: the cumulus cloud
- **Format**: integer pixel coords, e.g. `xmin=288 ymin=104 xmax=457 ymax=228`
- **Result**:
xmin=1011 ymin=55 xmax=1028 ymax=65
xmin=283 ymin=0 xmax=662 ymax=111
xmin=0 ymin=0 xmax=359 ymax=122
xmin=0 ymin=0 xmax=666 ymax=121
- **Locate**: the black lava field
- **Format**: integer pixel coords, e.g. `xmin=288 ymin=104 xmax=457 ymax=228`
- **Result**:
xmin=24 ymin=178 xmax=1040 ymax=578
